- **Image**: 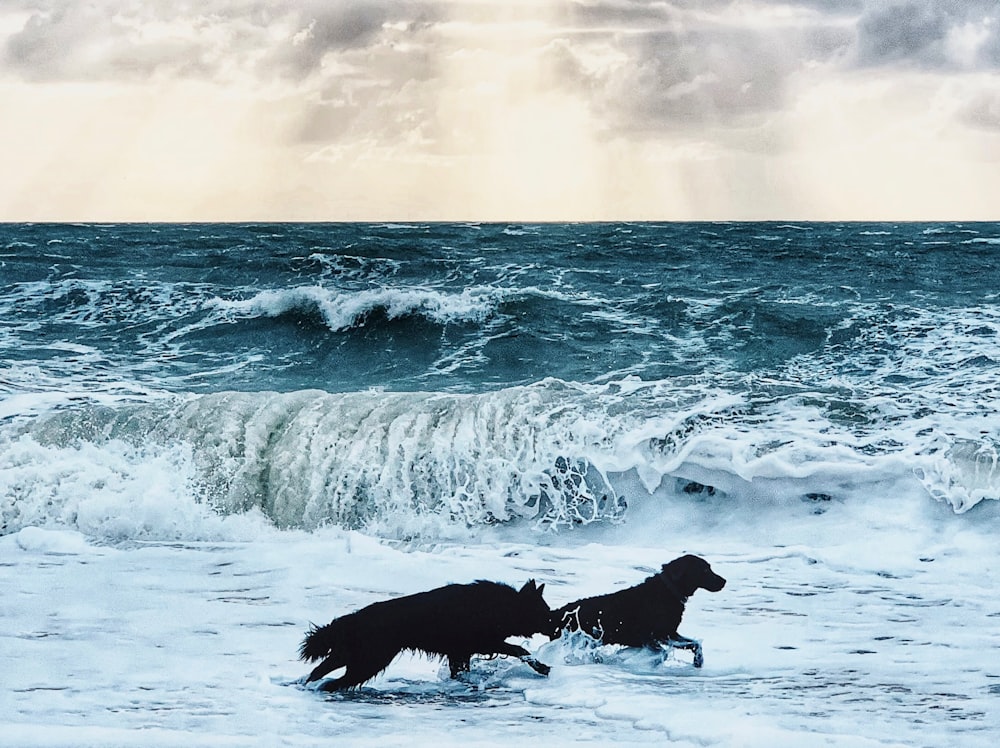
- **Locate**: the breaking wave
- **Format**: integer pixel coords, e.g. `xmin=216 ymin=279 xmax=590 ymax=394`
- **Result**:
xmin=210 ymin=286 xmax=500 ymax=331
xmin=2 ymin=378 xmax=998 ymax=542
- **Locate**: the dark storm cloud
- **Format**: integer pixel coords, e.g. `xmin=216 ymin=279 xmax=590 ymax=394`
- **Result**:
xmin=0 ymin=0 xmax=439 ymax=83
xmin=555 ymin=0 xmax=1000 ymax=75
xmin=533 ymin=0 xmax=1000 ymax=136
xmin=2 ymin=0 xmax=998 ymax=146
xmin=559 ymin=0 xmax=864 ymax=29
xmin=855 ymin=0 xmax=1000 ymax=69
xmin=4 ymin=2 xmax=999 ymax=85
xmin=614 ymin=28 xmax=798 ymax=127
xmin=2 ymin=3 xmax=214 ymax=80
xmin=266 ymin=1 xmax=441 ymax=79
xmin=275 ymin=6 xmax=388 ymax=78
xmin=558 ymin=0 xmax=679 ymax=28
xmin=540 ymin=7 xmax=855 ymax=133
xmin=0 ymin=0 xmax=445 ymax=156
xmin=277 ymin=6 xmax=443 ymax=147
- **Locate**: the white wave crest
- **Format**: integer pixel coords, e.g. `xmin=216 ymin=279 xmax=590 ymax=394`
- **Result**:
xmin=0 ymin=435 xmax=269 ymax=541
xmin=916 ymin=438 xmax=1000 ymax=513
xmin=211 ymin=285 xmax=499 ymax=331
xmin=4 ymin=374 xmax=998 ymax=542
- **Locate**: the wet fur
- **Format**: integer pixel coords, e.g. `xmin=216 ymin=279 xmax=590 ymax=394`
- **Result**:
xmin=301 ymin=579 xmax=551 ymax=691
xmin=550 ymin=555 xmax=725 ymax=666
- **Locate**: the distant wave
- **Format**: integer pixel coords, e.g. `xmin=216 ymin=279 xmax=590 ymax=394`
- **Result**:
xmin=207 ymin=284 xmax=622 ymax=334
xmin=210 ymin=286 xmax=500 ymax=331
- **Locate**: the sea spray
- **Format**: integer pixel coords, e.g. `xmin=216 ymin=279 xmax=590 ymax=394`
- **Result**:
xmin=3 ymin=383 xmax=630 ymax=537
xmin=4 ymin=221 xmax=1000 ymax=543
xmin=5 ymin=376 xmax=999 ymax=541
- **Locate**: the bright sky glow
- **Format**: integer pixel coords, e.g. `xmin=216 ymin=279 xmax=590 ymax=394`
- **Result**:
xmin=1 ymin=1 xmax=998 ymax=221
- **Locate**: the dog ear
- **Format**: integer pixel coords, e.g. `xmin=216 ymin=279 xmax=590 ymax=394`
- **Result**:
xmin=661 ymin=557 xmax=686 ymax=583
xmin=519 ymin=580 xmax=545 ymax=597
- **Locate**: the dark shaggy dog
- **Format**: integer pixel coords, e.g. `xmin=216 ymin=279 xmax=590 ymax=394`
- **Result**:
xmin=301 ymin=579 xmax=552 ymax=691
xmin=550 ymin=554 xmax=725 ymax=667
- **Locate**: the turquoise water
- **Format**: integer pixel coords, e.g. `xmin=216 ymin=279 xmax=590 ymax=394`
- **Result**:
xmin=3 ymin=222 xmax=1000 ymax=535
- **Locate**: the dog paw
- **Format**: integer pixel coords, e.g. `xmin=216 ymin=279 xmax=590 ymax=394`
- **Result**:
xmin=521 ymin=656 xmax=551 ymax=676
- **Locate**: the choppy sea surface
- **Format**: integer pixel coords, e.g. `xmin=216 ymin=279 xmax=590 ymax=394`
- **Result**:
xmin=3 ymin=222 xmax=999 ymax=746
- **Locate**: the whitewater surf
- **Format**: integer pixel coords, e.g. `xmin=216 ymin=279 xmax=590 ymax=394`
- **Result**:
xmin=3 ymin=222 xmax=999 ymax=746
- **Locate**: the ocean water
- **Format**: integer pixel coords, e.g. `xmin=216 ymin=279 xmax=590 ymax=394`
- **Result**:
xmin=2 ymin=222 xmax=999 ymax=746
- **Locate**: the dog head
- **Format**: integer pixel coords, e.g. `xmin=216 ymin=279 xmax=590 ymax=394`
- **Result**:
xmin=660 ymin=554 xmax=726 ymax=597
xmin=515 ymin=579 xmax=551 ymax=635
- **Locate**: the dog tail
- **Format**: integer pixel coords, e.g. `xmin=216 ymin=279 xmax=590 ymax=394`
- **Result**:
xmin=299 ymin=620 xmax=342 ymax=662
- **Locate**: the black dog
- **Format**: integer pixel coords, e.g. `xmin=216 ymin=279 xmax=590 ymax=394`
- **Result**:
xmin=301 ymin=579 xmax=552 ymax=691
xmin=550 ymin=554 xmax=725 ymax=667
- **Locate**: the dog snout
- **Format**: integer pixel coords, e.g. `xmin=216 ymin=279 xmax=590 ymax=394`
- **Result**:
xmin=703 ymin=570 xmax=726 ymax=592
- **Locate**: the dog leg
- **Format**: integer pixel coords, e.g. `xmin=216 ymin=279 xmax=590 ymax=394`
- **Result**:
xmin=316 ymin=661 xmax=387 ymax=692
xmin=496 ymin=642 xmax=551 ymax=676
xmin=316 ymin=673 xmax=357 ymax=692
xmin=664 ymin=634 xmax=704 ymax=668
xmin=307 ymin=654 xmax=346 ymax=683
xmin=448 ymin=655 xmax=471 ymax=679
xmin=316 ymin=649 xmax=397 ymax=691
xmin=519 ymin=655 xmax=551 ymax=676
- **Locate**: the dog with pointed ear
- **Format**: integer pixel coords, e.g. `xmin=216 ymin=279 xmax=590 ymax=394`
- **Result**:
xmin=549 ymin=554 xmax=726 ymax=667
xmin=301 ymin=578 xmax=553 ymax=691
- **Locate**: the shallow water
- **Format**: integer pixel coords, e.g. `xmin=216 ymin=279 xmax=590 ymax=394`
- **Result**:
xmin=3 ymin=222 xmax=999 ymax=744
xmin=4 ymin=521 xmax=999 ymax=747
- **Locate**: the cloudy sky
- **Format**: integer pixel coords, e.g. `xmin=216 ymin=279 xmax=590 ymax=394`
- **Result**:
xmin=1 ymin=0 xmax=998 ymax=221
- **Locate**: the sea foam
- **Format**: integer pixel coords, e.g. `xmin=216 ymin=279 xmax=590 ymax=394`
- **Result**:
xmin=210 ymin=286 xmax=499 ymax=331
xmin=4 ymin=377 xmax=998 ymax=543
